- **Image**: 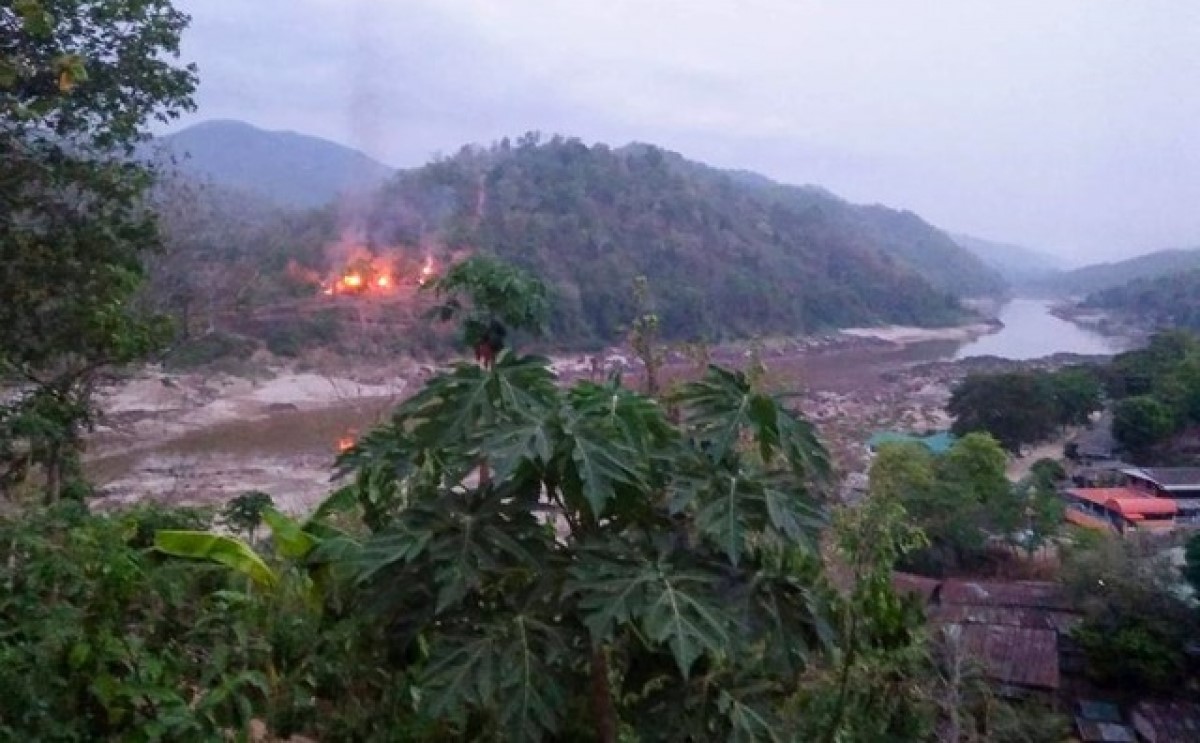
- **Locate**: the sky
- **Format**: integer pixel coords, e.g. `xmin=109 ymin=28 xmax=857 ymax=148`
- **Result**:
xmin=172 ymin=0 xmax=1200 ymax=265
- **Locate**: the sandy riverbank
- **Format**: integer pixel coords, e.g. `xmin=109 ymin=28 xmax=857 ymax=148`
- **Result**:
xmin=839 ymin=322 xmax=999 ymax=346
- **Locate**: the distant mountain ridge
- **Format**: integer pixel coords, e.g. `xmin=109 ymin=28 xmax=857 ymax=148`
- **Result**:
xmin=1082 ymin=268 xmax=1200 ymax=332
xmin=1044 ymin=247 xmax=1200 ymax=296
xmin=154 ymin=120 xmax=394 ymax=208
xmin=951 ymin=233 xmax=1062 ymax=285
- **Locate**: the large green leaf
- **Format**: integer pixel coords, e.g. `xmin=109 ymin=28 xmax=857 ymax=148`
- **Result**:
xmin=355 ymin=488 xmax=550 ymax=615
xmin=154 ymin=531 xmax=277 ymax=589
xmin=261 ymin=507 xmax=318 ymax=560
xmin=675 ymin=365 xmax=830 ymax=481
xmin=568 ymin=550 xmax=732 ymax=677
xmin=421 ymin=613 xmax=567 ymax=742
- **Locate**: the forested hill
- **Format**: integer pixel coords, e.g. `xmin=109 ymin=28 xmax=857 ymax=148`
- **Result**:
xmin=1082 ymin=269 xmax=1200 ymax=331
xmin=1042 ymin=247 xmax=1200 ymax=296
xmin=365 ymin=136 xmax=1002 ymax=344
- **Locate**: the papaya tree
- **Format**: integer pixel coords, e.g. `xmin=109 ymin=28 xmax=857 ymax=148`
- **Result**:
xmin=335 ymin=340 xmax=835 ymax=740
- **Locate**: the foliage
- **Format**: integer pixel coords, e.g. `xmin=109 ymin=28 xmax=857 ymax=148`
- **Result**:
xmin=367 ymin=136 xmax=988 ymax=345
xmin=783 ymin=490 xmax=934 ymax=741
xmin=1186 ymin=533 xmax=1200 ymax=596
xmin=949 ymin=367 xmax=1103 ymax=453
xmin=1083 ymin=266 xmax=1200 ymax=332
xmin=1112 ymin=395 xmax=1176 ymax=455
xmin=870 ymin=433 xmax=1021 ymax=572
xmin=1 ymin=0 xmax=196 ymax=500
xmin=329 ymin=349 xmax=843 ymax=741
xmin=219 ymin=490 xmax=275 ymax=541
xmin=1061 ymin=535 xmax=1198 ymax=693
xmin=427 ymin=255 xmax=549 ymax=365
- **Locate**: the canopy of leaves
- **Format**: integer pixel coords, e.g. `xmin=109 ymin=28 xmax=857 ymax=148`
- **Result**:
xmin=1 ymin=0 xmax=196 ymax=500
xmin=869 ymin=433 xmax=1022 ymax=572
xmin=949 ymin=366 xmax=1103 ymax=453
xmin=1083 ymin=267 xmax=1200 ymax=333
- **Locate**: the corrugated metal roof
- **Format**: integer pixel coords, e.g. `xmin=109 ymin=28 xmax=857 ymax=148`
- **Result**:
xmin=1067 ymin=488 xmax=1178 ymax=517
xmin=1131 ymin=701 xmax=1200 ymax=743
xmin=1122 ymin=466 xmax=1200 ymax=490
xmin=867 ymin=430 xmax=957 ymax=454
xmin=948 ymin=623 xmax=1060 ymax=690
xmin=931 ymin=604 xmax=1081 ymax=633
xmin=1075 ymin=720 xmax=1135 ymax=742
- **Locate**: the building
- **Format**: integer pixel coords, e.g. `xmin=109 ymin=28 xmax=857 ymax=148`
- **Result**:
xmin=1121 ymin=467 xmax=1200 ymax=525
xmin=1062 ymin=487 xmax=1178 ymax=533
xmin=866 ymin=430 xmax=956 ymax=457
xmin=893 ymin=574 xmax=1078 ymax=697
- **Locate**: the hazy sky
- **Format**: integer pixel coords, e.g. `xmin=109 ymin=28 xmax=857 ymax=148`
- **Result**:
xmin=173 ymin=1 xmax=1200 ymax=265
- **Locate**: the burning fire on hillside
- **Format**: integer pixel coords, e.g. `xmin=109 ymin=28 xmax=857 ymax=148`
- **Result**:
xmin=288 ymin=250 xmax=439 ymax=298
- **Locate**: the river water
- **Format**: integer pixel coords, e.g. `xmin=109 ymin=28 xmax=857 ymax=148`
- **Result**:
xmin=952 ymin=298 xmax=1120 ymax=360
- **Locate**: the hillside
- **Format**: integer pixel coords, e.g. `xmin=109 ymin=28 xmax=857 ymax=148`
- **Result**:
xmin=155 ymin=120 xmax=394 ymax=208
xmin=362 ymin=135 xmax=1000 ymax=345
xmin=1043 ymin=248 xmax=1200 ymax=296
xmin=719 ymin=177 xmax=1006 ymax=297
xmin=1082 ymin=269 xmax=1200 ymax=331
xmin=951 ymin=233 xmax=1061 ymax=285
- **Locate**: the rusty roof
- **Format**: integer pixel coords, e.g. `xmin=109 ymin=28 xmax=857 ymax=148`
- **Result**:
xmin=1131 ymin=701 xmax=1200 ymax=743
xmin=947 ymin=623 xmax=1060 ymax=690
xmin=931 ymin=604 xmax=1081 ymax=633
xmin=1067 ymin=488 xmax=1178 ymax=517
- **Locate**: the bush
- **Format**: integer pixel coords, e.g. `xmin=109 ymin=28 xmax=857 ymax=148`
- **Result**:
xmin=165 ymin=331 xmax=259 ymax=369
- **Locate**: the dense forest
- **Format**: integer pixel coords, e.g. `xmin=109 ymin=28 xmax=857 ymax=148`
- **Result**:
xmin=361 ymin=137 xmax=1003 ymax=345
xmin=1082 ymin=268 xmax=1200 ymax=332
xmin=1039 ymin=247 xmax=1200 ymax=296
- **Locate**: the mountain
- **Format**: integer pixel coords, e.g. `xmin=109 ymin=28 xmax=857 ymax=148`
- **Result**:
xmin=361 ymin=135 xmax=1002 ymax=345
xmin=153 ymin=120 xmax=394 ymax=208
xmin=951 ymin=233 xmax=1062 ymax=285
xmin=1044 ymin=248 xmax=1200 ymax=296
xmin=1082 ymin=269 xmax=1200 ymax=331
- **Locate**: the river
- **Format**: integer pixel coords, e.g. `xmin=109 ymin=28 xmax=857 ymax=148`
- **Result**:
xmin=952 ymin=298 xmax=1121 ymax=360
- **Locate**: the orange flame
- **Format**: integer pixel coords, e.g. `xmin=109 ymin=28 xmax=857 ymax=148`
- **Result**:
xmin=418 ymin=255 xmax=435 ymax=286
xmin=376 ymin=274 xmax=391 ymax=288
xmin=343 ymin=273 xmax=363 ymax=288
xmin=336 ymin=435 xmax=355 ymax=453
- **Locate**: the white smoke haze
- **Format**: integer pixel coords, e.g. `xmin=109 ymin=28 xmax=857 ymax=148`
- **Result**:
xmin=172 ymin=0 xmax=1200 ymax=265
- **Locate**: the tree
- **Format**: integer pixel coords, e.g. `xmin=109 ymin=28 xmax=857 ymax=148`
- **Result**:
xmin=334 ymin=344 xmax=838 ymax=739
xmin=220 ymin=490 xmax=275 ymax=543
xmin=427 ymin=255 xmax=548 ymax=367
xmin=1184 ymin=533 xmax=1200 ymax=596
xmin=1 ymin=0 xmax=196 ymax=500
xmin=871 ymin=433 xmax=1019 ymax=571
xmin=1112 ymin=395 xmax=1176 ymax=455
xmin=1049 ymin=367 xmax=1103 ymax=426
xmin=949 ymin=373 xmax=1057 ymax=454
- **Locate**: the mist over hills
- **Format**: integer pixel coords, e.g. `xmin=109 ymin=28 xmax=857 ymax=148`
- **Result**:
xmin=950 ymin=233 xmax=1062 ymax=286
xmin=155 ymin=120 xmax=394 ymax=208
xmin=1042 ymin=248 xmax=1200 ymax=297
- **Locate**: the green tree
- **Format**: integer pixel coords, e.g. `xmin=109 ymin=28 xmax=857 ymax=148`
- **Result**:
xmin=335 ymin=345 xmax=836 ymax=740
xmin=1 ymin=0 xmax=196 ymax=500
xmin=220 ymin=490 xmax=275 ymax=543
xmin=427 ymin=255 xmax=548 ymax=368
xmin=1184 ymin=533 xmax=1200 ymax=596
xmin=949 ymin=373 xmax=1057 ymax=454
xmin=872 ymin=433 xmax=1018 ymax=571
xmin=1049 ymin=367 xmax=1103 ymax=426
xmin=1112 ymin=395 xmax=1176 ymax=455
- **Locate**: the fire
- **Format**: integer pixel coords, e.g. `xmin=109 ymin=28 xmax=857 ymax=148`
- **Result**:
xmin=343 ymin=273 xmax=363 ymax=288
xmin=418 ymin=255 xmax=435 ymax=286
xmin=376 ymin=274 xmax=391 ymax=288
xmin=336 ymin=434 xmax=356 ymax=453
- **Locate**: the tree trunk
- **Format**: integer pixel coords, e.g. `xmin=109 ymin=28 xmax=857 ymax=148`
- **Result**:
xmin=590 ymin=646 xmax=617 ymax=743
